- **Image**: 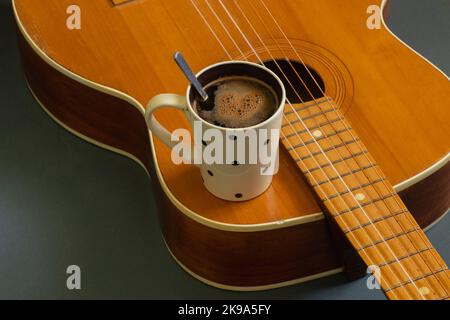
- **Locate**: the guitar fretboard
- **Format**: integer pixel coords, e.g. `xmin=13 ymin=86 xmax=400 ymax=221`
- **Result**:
xmin=281 ymin=97 xmax=449 ymax=300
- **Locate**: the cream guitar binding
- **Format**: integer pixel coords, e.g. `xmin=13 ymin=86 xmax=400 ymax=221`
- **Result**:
xmin=13 ymin=0 xmax=449 ymax=299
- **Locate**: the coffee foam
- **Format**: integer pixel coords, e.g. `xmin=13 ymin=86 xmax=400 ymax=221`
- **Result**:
xmin=198 ymin=79 xmax=276 ymax=128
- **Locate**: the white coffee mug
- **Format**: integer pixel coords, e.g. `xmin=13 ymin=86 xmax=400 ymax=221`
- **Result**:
xmin=145 ymin=61 xmax=286 ymax=201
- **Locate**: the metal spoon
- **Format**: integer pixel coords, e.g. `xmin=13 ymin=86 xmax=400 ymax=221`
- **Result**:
xmin=174 ymin=52 xmax=209 ymax=102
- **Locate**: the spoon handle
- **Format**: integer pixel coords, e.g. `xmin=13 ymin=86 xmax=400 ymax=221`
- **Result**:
xmin=174 ymin=52 xmax=209 ymax=102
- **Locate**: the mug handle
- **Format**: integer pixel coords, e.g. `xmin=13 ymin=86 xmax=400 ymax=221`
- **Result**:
xmin=145 ymin=94 xmax=190 ymax=148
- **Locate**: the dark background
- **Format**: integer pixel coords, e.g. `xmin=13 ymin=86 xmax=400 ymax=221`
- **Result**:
xmin=0 ymin=0 xmax=449 ymax=299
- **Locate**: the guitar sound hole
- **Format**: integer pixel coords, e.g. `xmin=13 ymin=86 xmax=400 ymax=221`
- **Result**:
xmin=263 ymin=59 xmax=325 ymax=103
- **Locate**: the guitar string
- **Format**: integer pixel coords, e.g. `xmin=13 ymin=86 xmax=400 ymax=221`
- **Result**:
xmin=194 ymin=0 xmax=418 ymax=299
xmin=257 ymin=0 xmax=450 ymax=280
xmin=242 ymin=0 xmax=449 ymax=296
xmin=219 ymin=0 xmax=449 ymax=298
xmin=193 ymin=0 xmax=449 ymax=299
xmin=190 ymin=0 xmax=233 ymax=60
xmin=191 ymin=0 xmax=400 ymax=299
xmin=251 ymin=0 xmax=449 ymax=295
xmin=199 ymin=0 xmax=415 ymax=300
xmin=255 ymin=0 xmax=450 ymax=290
xmin=202 ymin=0 xmax=238 ymax=59
xmin=215 ymin=0 xmax=424 ymax=298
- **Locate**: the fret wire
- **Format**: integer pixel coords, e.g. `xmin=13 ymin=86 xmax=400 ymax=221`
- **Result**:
xmin=288 ymin=136 xmax=360 ymax=153
xmin=284 ymin=103 xmax=336 ymax=117
xmin=286 ymin=137 xmax=371 ymax=200
xmin=379 ymin=247 xmax=435 ymax=268
xmin=308 ymin=162 xmax=375 ymax=175
xmin=356 ymin=227 xmax=421 ymax=251
xmin=284 ymin=114 xmax=344 ymax=129
xmin=313 ymin=175 xmax=386 ymax=188
xmin=385 ymin=269 xmax=448 ymax=293
xmin=330 ymin=193 xmax=398 ymax=215
xmin=327 ymin=176 xmax=385 ymax=201
xmin=284 ymin=97 xmax=332 ymax=115
xmin=284 ymin=107 xmax=336 ymax=123
xmin=342 ymin=209 xmax=409 ymax=234
xmin=282 ymin=127 xmax=351 ymax=145
xmin=282 ymin=116 xmax=346 ymax=132
xmin=252 ymin=0 xmax=450 ymax=296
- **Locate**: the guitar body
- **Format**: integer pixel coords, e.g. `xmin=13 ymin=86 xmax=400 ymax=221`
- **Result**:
xmin=13 ymin=0 xmax=449 ymax=290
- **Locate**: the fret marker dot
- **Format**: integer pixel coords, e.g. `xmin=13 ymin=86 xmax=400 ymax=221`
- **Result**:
xmin=313 ymin=130 xmax=323 ymax=138
xmin=355 ymin=193 xmax=366 ymax=201
xmin=419 ymin=287 xmax=430 ymax=295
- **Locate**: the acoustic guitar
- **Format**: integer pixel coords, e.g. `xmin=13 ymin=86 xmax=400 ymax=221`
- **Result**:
xmin=13 ymin=0 xmax=449 ymax=300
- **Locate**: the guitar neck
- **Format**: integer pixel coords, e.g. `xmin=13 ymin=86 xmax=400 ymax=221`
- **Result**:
xmin=281 ymin=97 xmax=449 ymax=300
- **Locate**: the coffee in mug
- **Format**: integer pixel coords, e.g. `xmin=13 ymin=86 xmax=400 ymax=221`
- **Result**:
xmin=193 ymin=77 xmax=278 ymax=129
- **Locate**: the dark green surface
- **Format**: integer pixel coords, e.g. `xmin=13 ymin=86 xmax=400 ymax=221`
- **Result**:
xmin=0 ymin=0 xmax=448 ymax=299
